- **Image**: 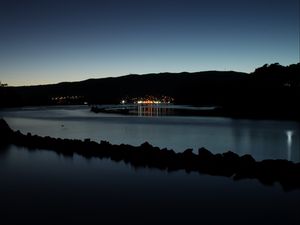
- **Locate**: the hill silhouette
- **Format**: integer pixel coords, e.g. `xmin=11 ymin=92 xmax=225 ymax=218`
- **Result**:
xmin=1 ymin=63 xmax=300 ymax=119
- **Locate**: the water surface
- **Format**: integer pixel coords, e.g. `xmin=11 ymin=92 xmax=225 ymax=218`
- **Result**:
xmin=0 ymin=145 xmax=299 ymax=225
xmin=1 ymin=105 xmax=300 ymax=162
xmin=1 ymin=106 xmax=300 ymax=224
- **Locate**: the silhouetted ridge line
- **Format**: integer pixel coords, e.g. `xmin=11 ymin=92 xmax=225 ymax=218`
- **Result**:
xmin=1 ymin=118 xmax=300 ymax=191
xmin=1 ymin=63 xmax=300 ymax=120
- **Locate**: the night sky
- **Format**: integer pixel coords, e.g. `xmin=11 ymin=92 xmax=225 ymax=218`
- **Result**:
xmin=0 ymin=0 xmax=299 ymax=86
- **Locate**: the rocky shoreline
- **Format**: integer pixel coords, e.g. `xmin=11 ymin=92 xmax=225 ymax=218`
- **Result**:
xmin=1 ymin=118 xmax=300 ymax=191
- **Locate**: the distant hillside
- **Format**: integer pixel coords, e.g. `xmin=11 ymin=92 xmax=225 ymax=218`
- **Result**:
xmin=0 ymin=70 xmax=248 ymax=106
xmin=1 ymin=63 xmax=300 ymax=119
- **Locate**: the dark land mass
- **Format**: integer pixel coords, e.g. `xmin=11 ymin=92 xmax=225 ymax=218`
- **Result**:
xmin=1 ymin=63 xmax=300 ymax=120
xmin=1 ymin=118 xmax=300 ymax=191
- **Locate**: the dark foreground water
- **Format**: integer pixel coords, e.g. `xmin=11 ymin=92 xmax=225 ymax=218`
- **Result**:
xmin=0 ymin=145 xmax=299 ymax=225
xmin=0 ymin=106 xmax=300 ymax=224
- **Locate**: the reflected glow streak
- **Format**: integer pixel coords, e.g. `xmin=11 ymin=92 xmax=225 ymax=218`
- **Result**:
xmin=286 ymin=130 xmax=294 ymax=161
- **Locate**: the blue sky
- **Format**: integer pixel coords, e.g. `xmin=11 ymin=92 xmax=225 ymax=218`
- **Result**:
xmin=0 ymin=0 xmax=299 ymax=86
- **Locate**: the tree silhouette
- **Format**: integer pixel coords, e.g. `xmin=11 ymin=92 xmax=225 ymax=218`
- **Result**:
xmin=0 ymin=81 xmax=8 ymax=87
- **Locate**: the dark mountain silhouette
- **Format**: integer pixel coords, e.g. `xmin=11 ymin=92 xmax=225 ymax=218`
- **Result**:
xmin=1 ymin=63 xmax=300 ymax=119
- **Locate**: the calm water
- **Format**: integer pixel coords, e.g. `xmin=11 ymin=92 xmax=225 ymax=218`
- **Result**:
xmin=1 ymin=105 xmax=300 ymax=162
xmin=0 ymin=106 xmax=300 ymax=224
xmin=0 ymin=145 xmax=299 ymax=225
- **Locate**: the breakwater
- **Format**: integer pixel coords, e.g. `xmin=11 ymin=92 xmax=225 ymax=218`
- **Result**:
xmin=1 ymin=118 xmax=300 ymax=191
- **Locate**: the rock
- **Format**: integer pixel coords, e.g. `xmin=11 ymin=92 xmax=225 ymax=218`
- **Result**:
xmin=0 ymin=118 xmax=13 ymax=142
xmin=140 ymin=142 xmax=153 ymax=149
xmin=240 ymin=154 xmax=256 ymax=164
xmin=183 ymin=148 xmax=194 ymax=155
xmin=222 ymin=151 xmax=240 ymax=160
xmin=1 ymin=118 xmax=300 ymax=191
xmin=198 ymin=147 xmax=214 ymax=159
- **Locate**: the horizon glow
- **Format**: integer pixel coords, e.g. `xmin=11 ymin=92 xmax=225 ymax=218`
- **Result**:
xmin=0 ymin=0 xmax=299 ymax=86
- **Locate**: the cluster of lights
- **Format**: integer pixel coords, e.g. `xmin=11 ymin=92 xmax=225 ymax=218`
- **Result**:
xmin=51 ymin=95 xmax=85 ymax=104
xmin=120 ymin=95 xmax=174 ymax=105
xmin=136 ymin=100 xmax=162 ymax=104
xmin=51 ymin=96 xmax=83 ymax=101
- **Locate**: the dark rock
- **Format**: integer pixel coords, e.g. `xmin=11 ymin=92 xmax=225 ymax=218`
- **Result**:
xmin=140 ymin=142 xmax=153 ymax=149
xmin=183 ymin=148 xmax=194 ymax=156
xmin=240 ymin=154 xmax=256 ymax=163
xmin=222 ymin=151 xmax=240 ymax=160
xmin=198 ymin=147 xmax=214 ymax=159
xmin=1 ymin=118 xmax=300 ymax=191
xmin=0 ymin=118 xmax=13 ymax=134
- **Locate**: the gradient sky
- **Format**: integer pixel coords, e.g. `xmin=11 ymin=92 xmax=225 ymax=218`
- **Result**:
xmin=0 ymin=0 xmax=299 ymax=86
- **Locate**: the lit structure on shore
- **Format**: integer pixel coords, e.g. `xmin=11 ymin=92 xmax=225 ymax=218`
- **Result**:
xmin=121 ymin=95 xmax=174 ymax=105
xmin=50 ymin=95 xmax=85 ymax=105
xmin=137 ymin=100 xmax=162 ymax=104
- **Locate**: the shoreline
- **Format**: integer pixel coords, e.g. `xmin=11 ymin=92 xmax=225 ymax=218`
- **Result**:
xmin=90 ymin=104 xmax=300 ymax=122
xmin=1 ymin=104 xmax=300 ymax=122
xmin=1 ymin=118 xmax=300 ymax=191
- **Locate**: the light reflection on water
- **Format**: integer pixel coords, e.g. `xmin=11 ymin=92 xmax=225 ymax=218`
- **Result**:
xmin=137 ymin=104 xmax=173 ymax=116
xmin=1 ymin=106 xmax=300 ymax=225
xmin=1 ymin=105 xmax=300 ymax=162
xmin=286 ymin=130 xmax=294 ymax=161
